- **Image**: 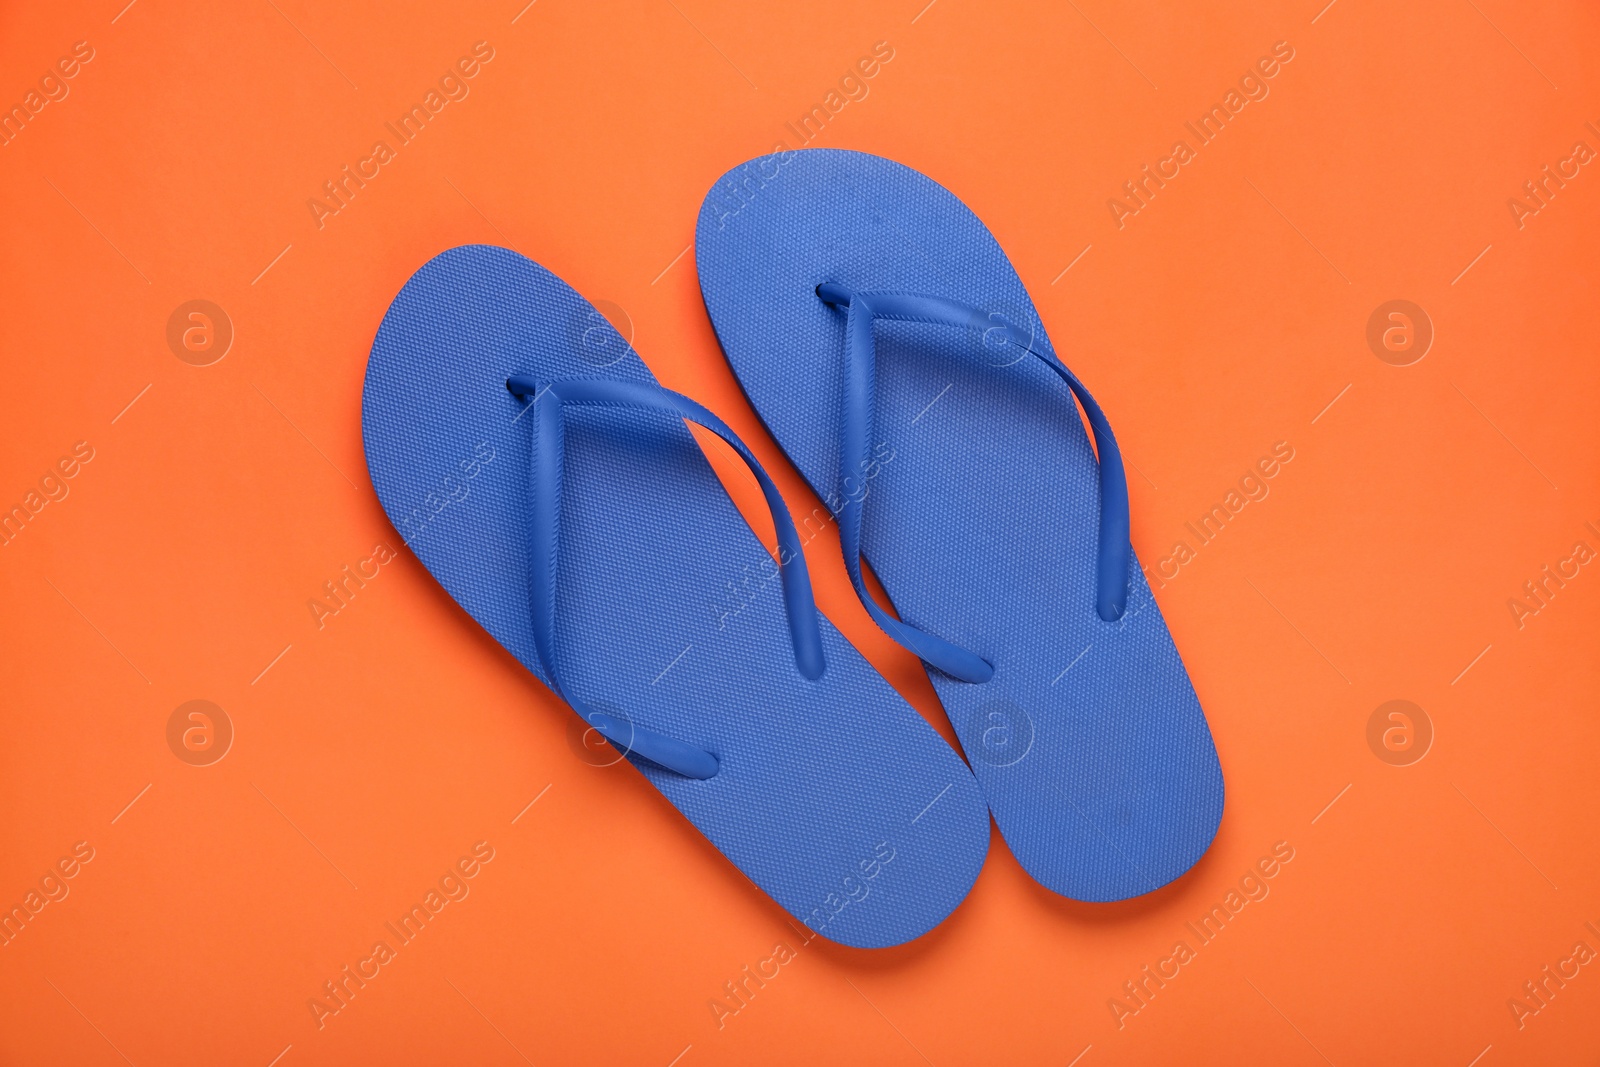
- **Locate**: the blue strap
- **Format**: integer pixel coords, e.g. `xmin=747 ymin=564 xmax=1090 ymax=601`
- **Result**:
xmin=817 ymin=284 xmax=1132 ymax=676
xmin=507 ymin=375 xmax=827 ymax=780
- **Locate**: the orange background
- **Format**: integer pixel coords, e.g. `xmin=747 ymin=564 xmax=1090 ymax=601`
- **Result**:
xmin=2 ymin=1 xmax=1598 ymax=1063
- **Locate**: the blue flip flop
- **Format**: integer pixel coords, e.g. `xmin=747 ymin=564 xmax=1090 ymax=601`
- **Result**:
xmin=361 ymin=245 xmax=989 ymax=947
xmin=695 ymin=150 xmax=1224 ymax=902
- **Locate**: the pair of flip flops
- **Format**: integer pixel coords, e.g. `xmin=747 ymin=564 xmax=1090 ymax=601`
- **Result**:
xmin=363 ymin=149 xmax=1224 ymax=949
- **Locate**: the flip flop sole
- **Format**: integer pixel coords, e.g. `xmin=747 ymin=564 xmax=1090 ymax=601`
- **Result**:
xmin=696 ymin=151 xmax=1224 ymax=902
xmin=362 ymin=245 xmax=989 ymax=947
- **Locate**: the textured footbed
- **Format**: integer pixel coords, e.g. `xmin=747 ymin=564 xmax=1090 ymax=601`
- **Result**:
xmin=361 ymin=245 xmax=989 ymax=948
xmin=695 ymin=150 xmax=1224 ymax=902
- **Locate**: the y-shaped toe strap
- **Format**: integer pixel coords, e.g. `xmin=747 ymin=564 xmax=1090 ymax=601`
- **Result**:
xmin=816 ymin=283 xmax=1132 ymax=683
xmin=508 ymin=375 xmax=827 ymax=779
